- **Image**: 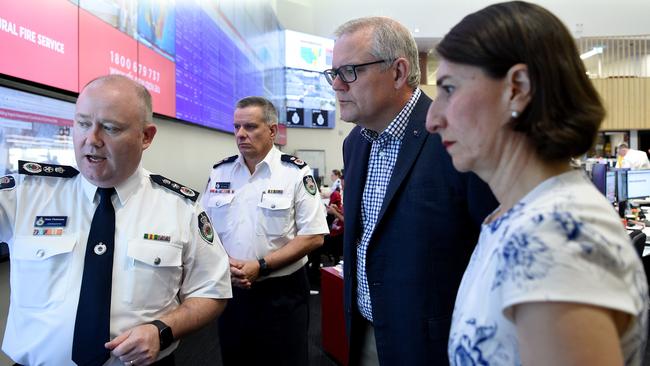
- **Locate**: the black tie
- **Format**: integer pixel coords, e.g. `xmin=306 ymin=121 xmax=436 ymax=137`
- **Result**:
xmin=72 ymin=187 xmax=116 ymax=366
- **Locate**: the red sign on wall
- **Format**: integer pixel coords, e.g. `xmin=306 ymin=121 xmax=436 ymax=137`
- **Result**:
xmin=0 ymin=0 xmax=78 ymax=91
xmin=275 ymin=123 xmax=287 ymax=146
xmin=78 ymin=9 xmax=176 ymax=117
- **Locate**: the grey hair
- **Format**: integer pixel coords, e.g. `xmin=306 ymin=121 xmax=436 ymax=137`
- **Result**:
xmin=235 ymin=96 xmax=278 ymax=125
xmin=618 ymin=142 xmax=629 ymax=150
xmin=334 ymin=16 xmax=420 ymax=88
xmin=83 ymin=74 xmax=153 ymax=124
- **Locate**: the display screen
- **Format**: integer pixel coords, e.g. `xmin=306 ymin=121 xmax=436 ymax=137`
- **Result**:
xmin=605 ymin=171 xmax=616 ymax=203
xmin=616 ymin=168 xmax=629 ymax=202
xmin=285 ymin=30 xmax=333 ymax=72
xmin=627 ymin=170 xmax=650 ymax=199
xmin=0 ymin=0 xmax=79 ymax=91
xmin=0 ymin=85 xmax=75 ymax=175
xmin=0 ymin=0 xmax=282 ymax=133
xmin=283 ymin=30 xmax=335 ymax=129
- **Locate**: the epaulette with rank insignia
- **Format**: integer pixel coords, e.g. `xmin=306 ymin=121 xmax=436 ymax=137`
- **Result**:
xmin=281 ymin=154 xmax=307 ymax=169
xmin=213 ymin=155 xmax=238 ymax=169
xmin=150 ymin=174 xmax=199 ymax=202
xmin=18 ymin=160 xmax=79 ymax=178
xmin=0 ymin=176 xmax=15 ymax=190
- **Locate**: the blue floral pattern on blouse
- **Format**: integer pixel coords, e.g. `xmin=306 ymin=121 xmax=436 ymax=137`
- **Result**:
xmin=448 ymin=171 xmax=647 ymax=366
xmin=491 ymin=225 xmax=553 ymax=290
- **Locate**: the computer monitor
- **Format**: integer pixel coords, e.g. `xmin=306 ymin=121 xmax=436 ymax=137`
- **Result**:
xmin=605 ymin=171 xmax=617 ymax=203
xmin=626 ymin=170 xmax=650 ymax=199
xmin=590 ymin=163 xmax=608 ymax=195
xmin=613 ymin=168 xmax=629 ymax=202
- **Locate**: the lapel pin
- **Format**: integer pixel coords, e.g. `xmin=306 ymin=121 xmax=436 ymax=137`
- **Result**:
xmin=94 ymin=242 xmax=107 ymax=255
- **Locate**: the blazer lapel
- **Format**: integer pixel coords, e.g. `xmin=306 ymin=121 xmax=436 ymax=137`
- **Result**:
xmin=345 ymin=133 xmax=371 ymax=243
xmin=342 ymin=129 xmax=371 ymax=316
xmin=376 ymin=94 xmax=431 ymax=224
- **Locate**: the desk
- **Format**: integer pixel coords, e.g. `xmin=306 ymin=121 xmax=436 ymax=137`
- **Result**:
xmin=320 ymin=266 xmax=348 ymax=365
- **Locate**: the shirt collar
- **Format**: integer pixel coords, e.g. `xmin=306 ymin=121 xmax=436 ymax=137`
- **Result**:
xmin=235 ymin=146 xmax=280 ymax=175
xmin=81 ymin=165 xmax=145 ymax=206
xmin=361 ymin=88 xmax=422 ymax=143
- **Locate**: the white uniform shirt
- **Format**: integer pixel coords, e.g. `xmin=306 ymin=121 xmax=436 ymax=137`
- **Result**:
xmin=448 ymin=170 xmax=648 ymax=366
xmin=331 ymin=178 xmax=342 ymax=193
xmin=621 ymin=149 xmax=650 ymax=170
xmin=202 ymin=147 xmax=329 ymax=278
xmin=0 ymin=165 xmax=232 ymax=366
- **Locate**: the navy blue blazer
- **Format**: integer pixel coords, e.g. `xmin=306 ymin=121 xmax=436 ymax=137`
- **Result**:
xmin=342 ymin=93 xmax=498 ymax=365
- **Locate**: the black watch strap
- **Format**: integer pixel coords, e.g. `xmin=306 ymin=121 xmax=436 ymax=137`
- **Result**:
xmin=258 ymin=258 xmax=272 ymax=276
xmin=148 ymin=320 xmax=174 ymax=350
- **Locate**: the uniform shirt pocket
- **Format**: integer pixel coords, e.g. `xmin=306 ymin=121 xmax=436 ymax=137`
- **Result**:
xmin=124 ymin=239 xmax=183 ymax=310
xmin=257 ymin=196 xmax=292 ymax=236
xmin=12 ymin=235 xmax=76 ymax=308
xmin=205 ymin=193 xmax=235 ymax=235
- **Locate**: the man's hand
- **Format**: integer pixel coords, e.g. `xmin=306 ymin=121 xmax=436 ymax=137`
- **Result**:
xmin=105 ymin=323 xmax=160 ymax=365
xmin=229 ymin=257 xmax=260 ymax=289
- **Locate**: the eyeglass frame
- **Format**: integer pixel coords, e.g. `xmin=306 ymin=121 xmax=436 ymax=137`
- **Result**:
xmin=323 ymin=59 xmax=395 ymax=85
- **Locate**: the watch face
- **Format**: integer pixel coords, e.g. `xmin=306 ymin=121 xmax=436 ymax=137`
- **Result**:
xmin=160 ymin=325 xmax=174 ymax=349
xmin=150 ymin=320 xmax=174 ymax=350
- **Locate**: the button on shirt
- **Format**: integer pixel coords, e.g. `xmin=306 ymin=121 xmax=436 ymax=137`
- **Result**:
xmin=357 ymin=88 xmax=421 ymax=322
xmin=0 ymin=166 xmax=232 ymax=366
xmin=202 ymin=147 xmax=329 ymax=278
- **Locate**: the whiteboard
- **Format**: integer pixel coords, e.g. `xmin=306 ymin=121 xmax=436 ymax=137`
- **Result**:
xmin=295 ymin=149 xmax=326 ymax=179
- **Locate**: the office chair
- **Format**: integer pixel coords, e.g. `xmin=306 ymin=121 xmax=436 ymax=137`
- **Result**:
xmin=629 ymin=229 xmax=647 ymax=258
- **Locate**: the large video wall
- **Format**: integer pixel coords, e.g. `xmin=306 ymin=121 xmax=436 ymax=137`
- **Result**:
xmin=0 ymin=0 xmax=284 ymax=133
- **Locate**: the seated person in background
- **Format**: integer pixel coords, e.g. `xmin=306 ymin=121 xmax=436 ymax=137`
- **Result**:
xmin=308 ymin=181 xmax=345 ymax=287
xmin=330 ymin=169 xmax=343 ymax=193
xmin=616 ymin=142 xmax=650 ymax=170
xmin=426 ymin=2 xmax=648 ymax=365
xmin=321 ymin=169 xmax=344 ymax=199
xmin=326 ymin=188 xmax=344 ymax=261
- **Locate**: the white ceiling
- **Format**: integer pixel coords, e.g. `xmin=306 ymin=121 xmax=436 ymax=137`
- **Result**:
xmin=274 ymin=0 xmax=650 ymax=53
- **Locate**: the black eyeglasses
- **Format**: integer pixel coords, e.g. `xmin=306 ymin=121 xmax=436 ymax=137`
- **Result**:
xmin=323 ymin=59 xmax=393 ymax=85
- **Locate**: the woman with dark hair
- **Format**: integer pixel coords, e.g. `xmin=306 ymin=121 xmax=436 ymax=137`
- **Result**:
xmin=426 ymin=2 xmax=647 ymax=365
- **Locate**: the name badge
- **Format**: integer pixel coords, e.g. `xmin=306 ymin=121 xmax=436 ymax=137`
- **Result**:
xmin=214 ymin=182 xmax=230 ymax=189
xmin=34 ymin=216 xmax=68 ymax=228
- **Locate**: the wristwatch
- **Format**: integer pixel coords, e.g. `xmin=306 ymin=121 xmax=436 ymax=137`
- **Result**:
xmin=148 ymin=320 xmax=174 ymax=350
xmin=258 ymin=258 xmax=272 ymax=277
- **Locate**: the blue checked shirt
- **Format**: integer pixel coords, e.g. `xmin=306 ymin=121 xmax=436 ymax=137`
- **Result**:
xmin=357 ymin=88 xmax=421 ymax=322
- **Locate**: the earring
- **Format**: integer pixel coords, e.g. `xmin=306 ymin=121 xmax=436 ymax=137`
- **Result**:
xmin=511 ymin=110 xmax=520 ymax=119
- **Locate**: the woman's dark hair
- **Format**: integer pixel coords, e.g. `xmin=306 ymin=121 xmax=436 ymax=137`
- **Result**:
xmin=332 ymin=169 xmax=342 ymax=178
xmin=436 ymin=1 xmax=605 ymax=161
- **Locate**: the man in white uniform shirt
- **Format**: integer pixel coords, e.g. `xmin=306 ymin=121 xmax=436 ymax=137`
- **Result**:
xmin=202 ymin=96 xmax=328 ymax=365
xmin=616 ymin=142 xmax=650 ymax=170
xmin=0 ymin=75 xmax=232 ymax=366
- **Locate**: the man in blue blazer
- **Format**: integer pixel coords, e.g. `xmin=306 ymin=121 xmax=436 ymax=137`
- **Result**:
xmin=326 ymin=17 xmax=498 ymax=365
